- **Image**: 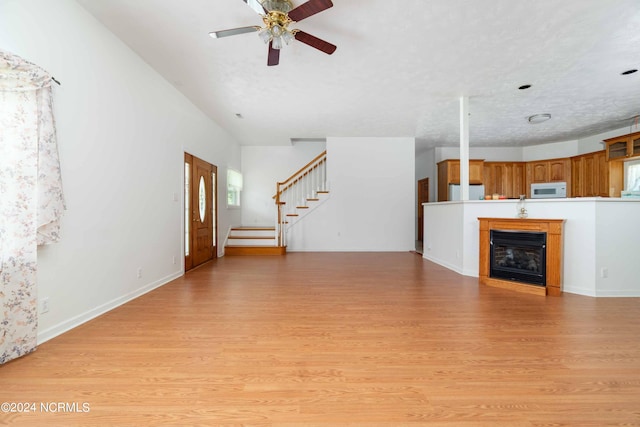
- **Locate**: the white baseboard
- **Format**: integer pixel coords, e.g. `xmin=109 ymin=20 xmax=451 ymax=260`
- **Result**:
xmin=594 ymin=290 xmax=640 ymax=297
xmin=422 ymin=254 xmax=465 ymax=275
xmin=37 ymin=271 xmax=183 ymax=345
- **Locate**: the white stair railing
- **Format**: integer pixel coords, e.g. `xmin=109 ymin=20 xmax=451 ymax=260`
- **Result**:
xmin=274 ymin=151 xmax=327 ymax=247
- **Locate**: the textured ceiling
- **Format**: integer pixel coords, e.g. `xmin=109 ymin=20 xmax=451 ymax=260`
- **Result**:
xmin=76 ymin=0 xmax=640 ymax=151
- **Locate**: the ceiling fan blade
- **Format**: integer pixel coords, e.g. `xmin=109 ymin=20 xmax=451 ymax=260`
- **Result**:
xmin=294 ymin=30 xmax=336 ymax=55
xmin=288 ymin=0 xmax=333 ymax=22
xmin=267 ymin=41 xmax=280 ymax=66
xmin=242 ymin=0 xmax=266 ymax=15
xmin=209 ymin=26 xmax=260 ymax=39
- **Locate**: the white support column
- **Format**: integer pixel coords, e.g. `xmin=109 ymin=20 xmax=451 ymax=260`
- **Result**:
xmin=459 ymin=96 xmax=470 ymax=201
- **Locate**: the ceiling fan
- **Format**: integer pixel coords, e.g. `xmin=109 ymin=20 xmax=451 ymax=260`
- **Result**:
xmin=209 ymin=0 xmax=336 ymax=66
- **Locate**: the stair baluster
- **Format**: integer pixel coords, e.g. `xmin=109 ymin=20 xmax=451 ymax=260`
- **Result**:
xmin=274 ymin=151 xmax=327 ymax=248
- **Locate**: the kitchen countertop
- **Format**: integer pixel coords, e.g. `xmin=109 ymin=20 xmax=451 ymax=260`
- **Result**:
xmin=425 ymin=197 xmax=640 ymax=205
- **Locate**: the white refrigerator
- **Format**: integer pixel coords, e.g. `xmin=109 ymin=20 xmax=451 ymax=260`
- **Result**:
xmin=449 ymin=184 xmax=485 ymax=201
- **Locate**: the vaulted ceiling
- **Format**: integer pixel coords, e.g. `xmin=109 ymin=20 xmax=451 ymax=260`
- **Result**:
xmin=77 ymin=0 xmax=640 ymax=151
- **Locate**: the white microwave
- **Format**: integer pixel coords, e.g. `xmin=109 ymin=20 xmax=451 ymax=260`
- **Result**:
xmin=531 ymin=182 xmax=567 ymax=199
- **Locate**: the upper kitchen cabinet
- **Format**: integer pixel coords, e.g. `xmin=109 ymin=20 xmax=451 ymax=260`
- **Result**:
xmin=528 ymin=158 xmax=570 ymax=183
xmin=571 ymin=150 xmax=609 ymax=197
xmin=437 ymin=159 xmax=484 ymax=201
xmin=604 ymin=131 xmax=640 ymax=161
xmin=525 ymin=158 xmax=571 ymax=197
xmin=438 ymin=159 xmax=484 ymax=184
xmin=483 ymin=162 xmax=526 ymax=199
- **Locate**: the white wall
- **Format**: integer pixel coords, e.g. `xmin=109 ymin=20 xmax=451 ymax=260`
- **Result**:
xmin=436 ymin=146 xmax=524 ymax=163
xmin=416 ymin=147 xmax=435 ymax=201
xmin=0 ymin=0 xmax=242 ymax=343
xmin=433 ymin=125 xmax=633 ymax=164
xmin=522 ymin=140 xmax=580 ymax=161
xmin=241 ymin=141 xmax=326 ymax=226
xmin=595 ymin=201 xmax=640 ymax=296
xmin=423 ymin=199 xmax=640 ymax=297
xmin=286 ymin=137 xmax=415 ymax=251
xmin=458 ymin=200 xmax=599 ymax=296
xmin=576 ymin=127 xmax=632 ymax=155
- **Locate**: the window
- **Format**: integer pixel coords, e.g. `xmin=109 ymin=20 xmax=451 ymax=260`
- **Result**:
xmin=227 ymin=169 xmax=243 ymax=207
xmin=626 ymin=159 xmax=640 ymax=191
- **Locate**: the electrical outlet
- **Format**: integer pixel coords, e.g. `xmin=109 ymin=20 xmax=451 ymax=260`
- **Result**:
xmin=601 ymin=267 xmax=608 ymax=278
xmin=137 ymin=268 xmax=142 ymax=279
xmin=40 ymin=297 xmax=50 ymax=314
xmin=172 ymin=256 xmax=176 ymax=265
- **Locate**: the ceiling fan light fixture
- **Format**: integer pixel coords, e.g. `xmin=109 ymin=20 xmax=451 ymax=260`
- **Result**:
xmin=272 ymin=35 xmax=284 ymax=49
xmin=258 ymin=28 xmax=272 ymax=43
xmin=528 ymin=113 xmax=552 ymax=124
xmin=282 ymin=29 xmax=295 ymax=44
xmin=271 ymin=24 xmax=283 ymax=37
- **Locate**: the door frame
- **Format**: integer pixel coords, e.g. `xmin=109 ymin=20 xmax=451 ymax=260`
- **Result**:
xmin=184 ymin=152 xmax=218 ymax=271
xmin=417 ymin=177 xmax=429 ymax=242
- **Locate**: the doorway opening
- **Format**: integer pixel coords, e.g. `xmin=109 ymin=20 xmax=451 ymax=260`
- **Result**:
xmin=416 ymin=177 xmax=429 ymax=254
xmin=184 ymin=153 xmax=218 ymax=271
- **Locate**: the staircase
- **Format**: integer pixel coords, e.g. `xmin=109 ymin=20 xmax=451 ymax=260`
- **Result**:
xmin=224 ymin=151 xmax=328 ymax=256
xmin=224 ymin=226 xmax=285 ymax=256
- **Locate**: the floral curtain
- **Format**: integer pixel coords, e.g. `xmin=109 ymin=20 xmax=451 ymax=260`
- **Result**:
xmin=0 ymin=50 xmax=65 ymax=364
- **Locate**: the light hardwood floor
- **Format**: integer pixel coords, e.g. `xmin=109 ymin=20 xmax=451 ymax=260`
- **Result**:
xmin=2 ymin=253 xmax=640 ymax=426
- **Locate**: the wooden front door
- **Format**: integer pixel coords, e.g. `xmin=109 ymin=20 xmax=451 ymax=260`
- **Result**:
xmin=185 ymin=153 xmax=217 ymax=271
xmin=417 ymin=178 xmax=429 ymax=242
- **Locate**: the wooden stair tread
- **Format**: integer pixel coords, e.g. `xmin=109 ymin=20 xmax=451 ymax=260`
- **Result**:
xmin=231 ymin=227 xmax=275 ymax=231
xmin=296 ymin=206 xmax=310 ymax=209
xmin=228 ymin=236 xmax=274 ymax=240
xmin=225 ymin=245 xmax=286 ymax=256
xmin=225 ymin=245 xmax=278 ymax=247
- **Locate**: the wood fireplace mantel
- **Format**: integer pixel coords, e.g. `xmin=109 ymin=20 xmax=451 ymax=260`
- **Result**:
xmin=478 ymin=218 xmax=565 ymax=296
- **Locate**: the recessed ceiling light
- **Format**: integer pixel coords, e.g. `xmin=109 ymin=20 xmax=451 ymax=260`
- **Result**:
xmin=518 ymin=84 xmax=532 ymax=90
xmin=235 ymin=113 xmax=244 ymax=119
xmin=528 ymin=113 xmax=551 ymax=124
xmin=621 ymin=69 xmax=638 ymax=75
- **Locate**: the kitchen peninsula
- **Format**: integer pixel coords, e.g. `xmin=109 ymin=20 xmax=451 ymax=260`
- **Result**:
xmin=422 ymin=198 xmax=640 ymax=297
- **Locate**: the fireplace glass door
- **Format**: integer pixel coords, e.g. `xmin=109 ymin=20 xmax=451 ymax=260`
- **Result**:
xmin=490 ymin=230 xmax=546 ymax=286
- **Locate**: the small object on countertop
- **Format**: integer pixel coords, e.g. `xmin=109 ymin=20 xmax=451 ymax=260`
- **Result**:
xmin=492 ymin=194 xmax=499 ymax=200
xmin=485 ymin=195 xmax=492 ymax=200
xmin=621 ymin=191 xmax=640 ymax=199
xmin=517 ymin=195 xmax=528 ymax=218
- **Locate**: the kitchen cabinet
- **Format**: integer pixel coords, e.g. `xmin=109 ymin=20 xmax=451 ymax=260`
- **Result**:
xmin=528 ymin=158 xmax=569 ymax=183
xmin=437 ymin=159 xmax=484 ymax=201
xmin=525 ymin=158 xmax=571 ymax=197
xmin=529 ymin=161 xmax=548 ymax=183
xmin=483 ymin=162 xmax=526 ymax=198
xmin=571 ymin=150 xmax=605 ymax=197
xmin=593 ymin=151 xmax=611 ymax=197
xmin=571 ymin=150 xmax=623 ymax=197
xmin=604 ymin=131 xmax=640 ymax=161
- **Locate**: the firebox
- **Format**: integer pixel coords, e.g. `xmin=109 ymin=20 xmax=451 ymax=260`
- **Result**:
xmin=490 ymin=230 xmax=546 ymax=286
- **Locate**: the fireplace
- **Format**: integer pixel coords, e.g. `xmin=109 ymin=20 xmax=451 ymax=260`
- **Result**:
xmin=478 ymin=218 xmax=564 ymax=296
xmin=490 ymin=230 xmax=546 ymax=286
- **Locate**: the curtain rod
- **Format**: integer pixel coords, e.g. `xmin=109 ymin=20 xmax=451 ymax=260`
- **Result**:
xmin=51 ymin=77 xmax=61 ymax=86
